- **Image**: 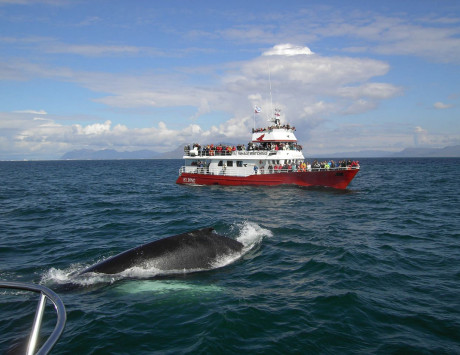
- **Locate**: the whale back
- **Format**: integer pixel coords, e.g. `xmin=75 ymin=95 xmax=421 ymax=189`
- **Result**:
xmin=81 ymin=227 xmax=243 ymax=275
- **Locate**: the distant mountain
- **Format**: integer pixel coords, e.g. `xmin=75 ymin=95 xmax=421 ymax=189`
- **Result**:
xmin=392 ymin=145 xmax=460 ymax=157
xmin=311 ymin=145 xmax=460 ymax=158
xmin=155 ymin=145 xmax=186 ymax=159
xmin=61 ymin=149 xmax=160 ymax=160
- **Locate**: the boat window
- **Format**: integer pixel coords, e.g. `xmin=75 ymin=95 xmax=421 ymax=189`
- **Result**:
xmin=227 ymin=161 xmax=233 ymax=167
xmin=237 ymin=161 xmax=243 ymax=167
xmin=218 ymin=160 xmax=223 ymax=166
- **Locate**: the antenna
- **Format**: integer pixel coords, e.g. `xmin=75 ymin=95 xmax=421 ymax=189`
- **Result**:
xmin=268 ymin=61 xmax=273 ymax=119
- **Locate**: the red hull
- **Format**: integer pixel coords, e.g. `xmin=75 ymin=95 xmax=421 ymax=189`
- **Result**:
xmin=176 ymin=169 xmax=359 ymax=189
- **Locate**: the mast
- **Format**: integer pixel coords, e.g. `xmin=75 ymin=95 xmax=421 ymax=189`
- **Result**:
xmin=268 ymin=62 xmax=273 ymax=119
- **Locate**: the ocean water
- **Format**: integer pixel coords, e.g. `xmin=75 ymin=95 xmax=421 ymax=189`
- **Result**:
xmin=0 ymin=158 xmax=459 ymax=354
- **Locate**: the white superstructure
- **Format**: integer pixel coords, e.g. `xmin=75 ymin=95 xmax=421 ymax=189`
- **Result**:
xmin=181 ymin=116 xmax=305 ymax=177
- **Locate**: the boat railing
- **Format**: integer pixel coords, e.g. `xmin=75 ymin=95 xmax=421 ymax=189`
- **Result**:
xmin=179 ymin=165 xmax=359 ymax=176
xmin=0 ymin=281 xmax=66 ymax=355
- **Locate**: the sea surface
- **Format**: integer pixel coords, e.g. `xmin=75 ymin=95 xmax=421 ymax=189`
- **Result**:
xmin=0 ymin=158 xmax=459 ymax=354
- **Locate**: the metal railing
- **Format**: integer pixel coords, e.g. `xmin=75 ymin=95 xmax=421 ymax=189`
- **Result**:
xmin=0 ymin=281 xmax=66 ymax=355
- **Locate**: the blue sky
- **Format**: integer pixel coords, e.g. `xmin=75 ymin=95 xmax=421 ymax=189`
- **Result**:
xmin=0 ymin=0 xmax=459 ymax=159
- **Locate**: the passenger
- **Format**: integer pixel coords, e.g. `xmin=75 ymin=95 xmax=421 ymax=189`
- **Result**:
xmin=307 ymin=162 xmax=311 ymax=171
xmin=292 ymin=164 xmax=297 ymax=172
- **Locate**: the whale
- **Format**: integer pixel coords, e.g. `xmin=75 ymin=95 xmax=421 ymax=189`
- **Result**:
xmin=80 ymin=227 xmax=244 ymax=275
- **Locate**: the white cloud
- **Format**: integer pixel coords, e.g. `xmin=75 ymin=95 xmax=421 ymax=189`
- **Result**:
xmin=74 ymin=120 xmax=112 ymax=135
xmin=304 ymin=126 xmax=412 ymax=154
xmin=263 ymin=44 xmax=314 ymax=56
xmin=46 ymin=44 xmax=142 ymax=57
xmin=3 ymin=114 xmax=204 ymax=157
xmin=338 ymin=83 xmax=402 ymax=100
xmin=414 ymin=126 xmax=429 ymax=146
xmin=14 ymin=109 xmax=47 ymax=114
xmin=303 ymin=123 xmax=460 ymax=155
xmin=301 ymin=101 xmax=330 ymax=118
xmin=433 ymin=101 xmax=453 ymax=109
xmin=325 ymin=15 xmax=460 ymax=64
xmin=218 ymin=12 xmax=460 ymax=64
xmin=342 ymin=99 xmax=377 ymax=115
xmin=0 ymin=43 xmax=409 ymax=158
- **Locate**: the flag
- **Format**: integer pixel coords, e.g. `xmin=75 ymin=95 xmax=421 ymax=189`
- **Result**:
xmin=254 ymin=106 xmax=261 ymax=114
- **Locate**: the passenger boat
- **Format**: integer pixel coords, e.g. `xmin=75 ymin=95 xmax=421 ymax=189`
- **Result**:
xmin=176 ymin=109 xmax=359 ymax=189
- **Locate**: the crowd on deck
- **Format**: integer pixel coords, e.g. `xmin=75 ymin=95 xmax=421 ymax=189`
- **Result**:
xmin=258 ymin=160 xmax=359 ymax=173
xmin=252 ymin=124 xmax=296 ymax=133
xmin=184 ymin=141 xmax=303 ymax=156
xmin=189 ymin=159 xmax=360 ymax=173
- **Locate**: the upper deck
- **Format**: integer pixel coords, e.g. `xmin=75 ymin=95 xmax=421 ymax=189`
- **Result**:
xmin=183 ymin=143 xmax=304 ymax=160
xmin=251 ymin=119 xmax=298 ymax=143
xmin=183 ymin=116 xmax=302 ymax=160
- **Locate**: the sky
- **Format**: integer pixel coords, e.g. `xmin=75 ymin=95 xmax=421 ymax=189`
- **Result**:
xmin=0 ymin=0 xmax=459 ymax=160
